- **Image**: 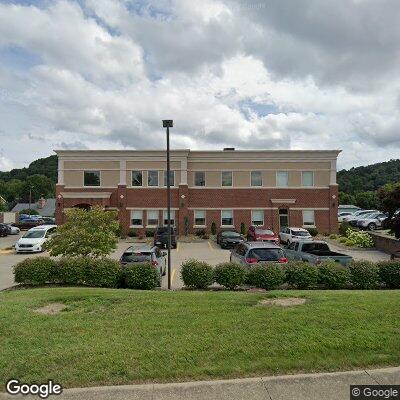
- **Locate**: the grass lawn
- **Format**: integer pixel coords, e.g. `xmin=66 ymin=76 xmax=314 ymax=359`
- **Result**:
xmin=0 ymin=288 xmax=399 ymax=389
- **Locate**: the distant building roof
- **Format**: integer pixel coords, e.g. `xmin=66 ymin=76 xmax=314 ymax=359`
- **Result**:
xmin=11 ymin=198 xmax=56 ymax=216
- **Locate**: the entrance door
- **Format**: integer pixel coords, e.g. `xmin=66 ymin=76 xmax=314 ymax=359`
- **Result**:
xmin=279 ymin=208 xmax=289 ymax=229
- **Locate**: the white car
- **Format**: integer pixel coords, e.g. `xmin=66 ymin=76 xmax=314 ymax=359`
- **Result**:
xmin=342 ymin=209 xmax=377 ymax=223
xmin=279 ymin=227 xmax=313 ymax=245
xmin=338 ymin=212 xmax=353 ymax=222
xmin=15 ymin=225 xmax=57 ymax=253
xmin=357 ymin=212 xmax=388 ymax=230
xmin=6 ymin=224 xmax=20 ymax=235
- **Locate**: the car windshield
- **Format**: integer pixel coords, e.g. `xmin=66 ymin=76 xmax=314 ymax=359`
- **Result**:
xmin=292 ymin=231 xmax=310 ymax=237
xmin=121 ymin=252 xmax=152 ymax=263
xmin=255 ymin=229 xmax=274 ymax=235
xmin=23 ymin=231 xmax=45 ymax=239
xmin=221 ymin=231 xmax=240 ymax=237
xmin=248 ymin=248 xmax=284 ymax=261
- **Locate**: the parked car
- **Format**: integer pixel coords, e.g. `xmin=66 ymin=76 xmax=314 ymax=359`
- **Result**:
xmin=15 ymin=225 xmax=57 ymax=253
xmin=246 ymin=226 xmax=279 ymax=244
xmin=6 ymin=224 xmax=20 ymax=235
xmin=342 ymin=210 xmax=377 ymax=225
xmin=0 ymin=224 xmax=9 ymax=237
xmin=216 ymin=230 xmax=244 ymax=249
xmin=279 ymin=227 xmax=312 ymax=245
xmin=120 ymin=245 xmax=166 ymax=277
xmin=284 ymin=240 xmax=353 ymax=266
xmin=40 ymin=217 xmax=56 ymax=225
xmin=153 ymin=227 xmax=177 ymax=249
xmin=338 ymin=212 xmax=353 ymax=222
xmin=16 ymin=218 xmax=45 ymax=230
xmin=357 ymin=212 xmax=388 ymax=230
xmin=230 ymin=242 xmax=288 ymax=266
xmin=391 ymin=250 xmax=400 ymax=260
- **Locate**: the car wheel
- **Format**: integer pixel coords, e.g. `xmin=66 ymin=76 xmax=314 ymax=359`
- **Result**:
xmin=368 ymin=223 xmax=376 ymax=231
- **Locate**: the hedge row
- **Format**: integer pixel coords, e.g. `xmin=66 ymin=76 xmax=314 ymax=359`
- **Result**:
xmin=181 ymin=259 xmax=400 ymax=290
xmin=14 ymin=257 xmax=160 ymax=289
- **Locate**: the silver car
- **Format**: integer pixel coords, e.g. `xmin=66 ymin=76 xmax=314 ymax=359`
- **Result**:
xmin=230 ymin=242 xmax=288 ymax=267
xmin=357 ymin=212 xmax=387 ymax=230
xmin=120 ymin=245 xmax=167 ymax=277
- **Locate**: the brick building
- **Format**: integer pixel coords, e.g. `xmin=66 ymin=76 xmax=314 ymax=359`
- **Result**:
xmin=55 ymin=149 xmax=340 ymax=235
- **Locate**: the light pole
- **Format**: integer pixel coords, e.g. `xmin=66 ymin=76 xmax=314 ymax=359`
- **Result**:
xmin=162 ymin=119 xmax=173 ymax=290
xmin=28 ymin=185 xmax=34 ymax=213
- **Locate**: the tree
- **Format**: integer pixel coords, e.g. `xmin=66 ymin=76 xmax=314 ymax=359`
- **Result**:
xmin=20 ymin=174 xmax=55 ymax=202
xmin=0 ymin=179 xmax=24 ymax=202
xmin=18 ymin=209 xmax=40 ymax=215
xmin=45 ymin=206 xmax=119 ymax=258
xmin=354 ymin=191 xmax=380 ymax=209
xmin=378 ymin=183 xmax=400 ymax=238
xmin=338 ymin=191 xmax=356 ymax=205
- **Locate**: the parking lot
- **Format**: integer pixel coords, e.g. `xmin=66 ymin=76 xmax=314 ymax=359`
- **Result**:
xmin=0 ymin=234 xmax=390 ymax=291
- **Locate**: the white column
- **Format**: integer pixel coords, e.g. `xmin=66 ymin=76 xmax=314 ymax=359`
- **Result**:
xmin=330 ymin=159 xmax=337 ymax=185
xmin=120 ymin=160 xmax=127 ymax=185
xmin=58 ymin=159 xmax=64 ymax=185
xmin=180 ymin=158 xmax=188 ymax=185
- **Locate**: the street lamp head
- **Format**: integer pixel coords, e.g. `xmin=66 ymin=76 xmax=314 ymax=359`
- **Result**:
xmin=162 ymin=120 xmax=173 ymax=128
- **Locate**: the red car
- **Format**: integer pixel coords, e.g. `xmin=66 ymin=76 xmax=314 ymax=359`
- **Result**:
xmin=246 ymin=226 xmax=279 ymax=244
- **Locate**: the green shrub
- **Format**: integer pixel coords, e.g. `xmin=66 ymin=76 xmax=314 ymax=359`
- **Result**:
xmin=85 ymin=258 xmax=121 ymax=288
xmin=214 ymin=262 xmax=247 ymax=289
xmin=145 ymin=229 xmax=155 ymax=237
xmin=211 ymin=222 xmax=217 ymax=235
xmin=128 ymin=228 xmax=137 ymax=237
xmin=349 ymin=260 xmax=379 ymax=289
xmin=306 ymin=228 xmax=318 ymax=237
xmin=240 ymin=222 xmax=246 ymax=235
xmin=339 ymin=221 xmax=351 ymax=236
xmin=181 ymin=259 xmax=214 ymax=289
xmin=344 ymin=238 xmax=356 ymax=247
xmin=377 ymin=260 xmax=400 ymax=288
xmin=338 ymin=236 xmax=348 ymax=243
xmin=202 ymin=234 xmax=210 ymax=240
xmin=329 ymin=234 xmax=338 ymax=239
xmin=124 ymin=263 xmax=160 ymax=289
xmin=318 ymin=260 xmax=350 ymax=289
xmin=346 ymin=230 xmax=374 ymax=248
xmin=14 ymin=257 xmax=56 ymax=285
xmin=248 ymin=264 xmax=285 ymax=290
xmin=195 ymin=229 xmax=206 ymax=237
xmin=285 ymin=261 xmax=318 ymax=289
xmin=56 ymin=257 xmax=87 ymax=285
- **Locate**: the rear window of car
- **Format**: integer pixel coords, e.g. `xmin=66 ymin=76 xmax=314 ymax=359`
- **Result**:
xmin=255 ymin=229 xmax=274 ymax=235
xmin=291 ymin=230 xmax=310 ymax=236
xmin=221 ymin=231 xmax=240 ymax=237
xmin=121 ymin=252 xmax=152 ymax=263
xmin=247 ymin=248 xmax=284 ymax=261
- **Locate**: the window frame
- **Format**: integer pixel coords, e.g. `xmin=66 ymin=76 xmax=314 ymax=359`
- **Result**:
xmin=163 ymin=171 xmax=175 ymax=187
xmin=163 ymin=210 xmax=175 ymax=226
xmin=302 ymin=210 xmax=315 ymax=227
xmin=194 ymin=210 xmax=206 ymax=227
xmin=131 ymin=170 xmax=143 ymax=187
xmin=250 ymin=171 xmax=262 ymax=187
xmin=276 ymin=171 xmax=289 ymax=187
xmin=147 ymin=170 xmax=159 ymax=187
xmin=130 ymin=210 xmax=143 ymax=227
xmin=194 ymin=171 xmax=206 ymax=187
xmin=83 ymin=170 xmax=101 ymax=187
xmin=251 ymin=210 xmax=264 ymax=226
xmin=221 ymin=171 xmax=233 ymax=187
xmin=146 ymin=210 xmax=159 ymax=227
xmin=221 ymin=209 xmax=234 ymax=227
xmin=301 ymin=171 xmax=314 ymax=187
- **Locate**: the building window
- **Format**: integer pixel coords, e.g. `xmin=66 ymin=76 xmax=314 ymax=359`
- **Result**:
xmin=148 ymin=170 xmax=159 ymax=187
xmin=163 ymin=210 xmax=175 ymax=226
xmin=303 ymin=210 xmax=315 ymax=226
xmin=279 ymin=208 xmax=289 ymax=228
xmin=163 ymin=171 xmax=175 ymax=187
xmin=276 ymin=171 xmax=288 ymax=187
xmin=251 ymin=171 xmax=262 ymax=186
xmin=251 ymin=210 xmax=264 ymax=226
xmin=147 ymin=210 xmax=159 ymax=226
xmin=194 ymin=210 xmax=206 ymax=226
xmin=84 ymin=171 xmax=100 ymax=186
xmin=302 ymin=171 xmax=314 ymax=187
xmin=221 ymin=210 xmax=233 ymax=226
xmin=221 ymin=171 xmax=233 ymax=187
xmin=131 ymin=210 xmax=143 ymax=227
xmin=194 ymin=171 xmax=205 ymax=186
xmin=132 ymin=171 xmax=143 ymax=187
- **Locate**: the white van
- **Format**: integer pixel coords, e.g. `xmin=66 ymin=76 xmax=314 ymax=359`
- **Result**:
xmin=15 ymin=225 xmax=57 ymax=253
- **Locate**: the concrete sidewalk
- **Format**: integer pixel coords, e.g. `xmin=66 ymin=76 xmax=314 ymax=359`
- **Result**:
xmin=1 ymin=367 xmax=398 ymax=400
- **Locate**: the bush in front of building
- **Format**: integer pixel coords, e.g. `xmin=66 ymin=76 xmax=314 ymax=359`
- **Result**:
xmin=124 ymin=263 xmax=161 ymax=290
xmin=339 ymin=221 xmax=352 ymax=237
xmin=55 ymin=257 xmax=87 ymax=285
xmin=240 ymin=222 xmax=246 ymax=235
xmin=128 ymin=228 xmax=137 ymax=237
xmin=85 ymin=258 xmax=122 ymax=288
xmin=181 ymin=259 xmax=214 ymax=289
xmin=248 ymin=264 xmax=285 ymax=290
xmin=14 ymin=257 xmax=56 ymax=285
xmin=349 ymin=260 xmax=379 ymax=289
xmin=346 ymin=230 xmax=374 ymax=248
xmin=284 ymin=261 xmax=318 ymax=289
xmin=306 ymin=228 xmax=318 ymax=237
xmin=145 ymin=229 xmax=155 ymax=237
xmin=317 ymin=260 xmax=350 ymax=289
xmin=377 ymin=260 xmax=400 ymax=289
xmin=195 ymin=229 xmax=206 ymax=237
xmin=211 ymin=222 xmax=217 ymax=235
xmin=214 ymin=262 xmax=247 ymax=289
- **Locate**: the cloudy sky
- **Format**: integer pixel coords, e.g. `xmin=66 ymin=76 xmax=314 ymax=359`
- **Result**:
xmin=0 ymin=0 xmax=399 ymax=171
